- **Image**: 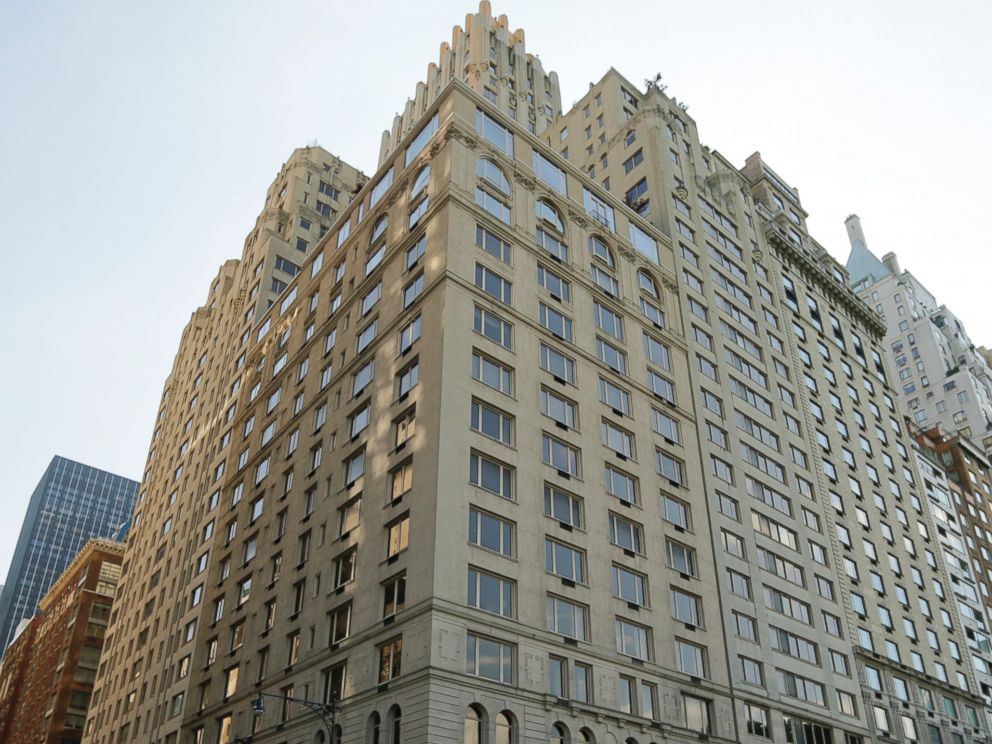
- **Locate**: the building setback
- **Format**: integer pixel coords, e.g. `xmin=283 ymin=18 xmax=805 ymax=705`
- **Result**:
xmin=845 ymin=215 xmax=992 ymax=453
xmin=81 ymin=147 xmax=366 ymax=744
xmin=82 ymin=3 xmax=992 ymax=744
xmin=0 ymin=456 xmax=138 ymax=655
xmin=0 ymin=539 xmax=124 ymax=744
xmin=554 ymin=65 xmax=988 ymax=743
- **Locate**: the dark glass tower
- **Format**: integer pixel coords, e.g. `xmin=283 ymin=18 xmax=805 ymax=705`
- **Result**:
xmin=0 ymin=456 xmax=138 ymax=654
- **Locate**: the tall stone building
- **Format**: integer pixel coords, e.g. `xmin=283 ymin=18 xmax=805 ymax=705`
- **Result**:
xmin=914 ymin=426 xmax=992 ymax=704
xmin=552 ymin=66 xmax=989 ymax=743
xmin=0 ymin=456 xmax=138 ymax=656
xmin=83 ymin=4 xmax=992 ymax=744
xmin=81 ymin=147 xmax=365 ymax=744
xmin=846 ymin=215 xmax=992 ymax=453
xmin=378 ymin=2 xmax=560 ymax=167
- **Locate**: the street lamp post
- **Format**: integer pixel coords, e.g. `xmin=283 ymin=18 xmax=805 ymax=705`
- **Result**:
xmin=249 ymin=691 xmax=340 ymax=743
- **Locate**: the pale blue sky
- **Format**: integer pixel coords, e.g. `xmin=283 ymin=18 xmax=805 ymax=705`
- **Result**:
xmin=1 ymin=0 xmax=990 ymax=577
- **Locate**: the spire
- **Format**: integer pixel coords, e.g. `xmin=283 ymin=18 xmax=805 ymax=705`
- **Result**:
xmin=844 ymin=214 xmax=890 ymax=288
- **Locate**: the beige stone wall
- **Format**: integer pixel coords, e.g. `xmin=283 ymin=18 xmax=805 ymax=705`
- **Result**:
xmin=83 ymin=147 xmax=363 ymax=744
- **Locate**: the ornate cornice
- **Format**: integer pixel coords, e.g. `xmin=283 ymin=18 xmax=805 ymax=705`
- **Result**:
xmin=763 ymin=220 xmax=886 ymax=339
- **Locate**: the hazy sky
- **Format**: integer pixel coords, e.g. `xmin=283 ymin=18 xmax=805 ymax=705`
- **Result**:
xmin=1 ymin=0 xmax=990 ymax=578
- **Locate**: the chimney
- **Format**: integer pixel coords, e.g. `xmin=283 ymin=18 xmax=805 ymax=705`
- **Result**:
xmin=882 ymin=252 xmax=901 ymax=275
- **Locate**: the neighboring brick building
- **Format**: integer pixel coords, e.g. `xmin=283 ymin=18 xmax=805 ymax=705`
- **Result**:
xmin=0 ymin=616 xmax=40 ymax=743
xmin=0 ymin=539 xmax=123 ymax=744
xmin=914 ymin=426 xmax=992 ymax=695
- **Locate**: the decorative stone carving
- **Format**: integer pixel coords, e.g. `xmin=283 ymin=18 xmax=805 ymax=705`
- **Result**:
xmin=616 ymin=244 xmax=636 ymax=262
xmin=445 ymin=125 xmax=478 ymax=150
xmin=567 ymin=208 xmax=589 ymax=229
xmin=513 ymin=170 xmax=536 ymax=191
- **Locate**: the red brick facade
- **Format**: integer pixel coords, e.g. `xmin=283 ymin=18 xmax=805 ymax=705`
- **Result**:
xmin=0 ymin=539 xmax=122 ymax=744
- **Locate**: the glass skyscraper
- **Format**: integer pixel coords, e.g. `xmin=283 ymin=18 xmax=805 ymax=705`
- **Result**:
xmin=0 ymin=455 xmax=138 ymax=654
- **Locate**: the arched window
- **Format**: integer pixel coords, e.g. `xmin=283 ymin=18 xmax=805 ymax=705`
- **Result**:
xmin=371 ymin=215 xmax=388 ymax=244
xmin=386 ymin=705 xmax=401 ymax=744
xmin=625 ymin=738 xmax=639 ymax=744
xmin=411 ymin=165 xmax=431 ymax=199
xmin=589 ymin=236 xmax=615 ymax=269
xmin=535 ymin=199 xmax=565 ymax=234
xmin=550 ymin=722 xmax=568 ymax=744
xmin=478 ymin=159 xmax=510 ymax=195
xmin=578 ymin=729 xmax=595 ymax=744
xmin=367 ymin=712 xmax=381 ymax=744
xmin=495 ymin=711 xmax=514 ymax=744
xmin=463 ymin=705 xmax=485 ymax=744
xmin=637 ymin=269 xmax=659 ymax=299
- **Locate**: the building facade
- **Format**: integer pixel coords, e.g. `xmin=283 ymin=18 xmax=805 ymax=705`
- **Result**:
xmin=0 ymin=456 xmax=138 ymax=655
xmin=83 ymin=4 xmax=992 ymax=744
xmin=81 ymin=147 xmax=365 ymax=744
xmin=915 ymin=427 xmax=992 ymax=706
xmin=846 ymin=215 xmax=992 ymax=453
xmin=0 ymin=615 xmax=40 ymax=743
xmin=0 ymin=539 xmax=124 ymax=744
xmin=551 ymin=67 xmax=990 ymax=743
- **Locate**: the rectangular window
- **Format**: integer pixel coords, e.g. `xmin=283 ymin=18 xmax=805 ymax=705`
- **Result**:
xmin=475 ymin=263 xmax=512 ymax=304
xmin=377 ymin=637 xmax=402 ymax=683
xmin=609 ymin=513 xmax=644 ymax=553
xmin=615 ymin=618 xmax=651 ymax=660
xmin=467 ymin=633 xmax=514 ymax=683
xmin=540 ymin=343 xmax=575 ymax=384
xmin=532 ymin=150 xmax=567 ymax=194
xmin=471 ymin=399 xmax=513 ymax=444
xmin=468 ymin=568 xmax=514 ymax=618
xmin=543 ymin=433 xmax=581 ymax=476
xmin=596 ymin=337 xmax=628 ymax=375
xmin=546 ymin=594 xmax=589 ymax=640
xmin=657 ymin=450 xmax=686 ymax=486
xmin=472 ymin=350 xmax=513 ymax=395
xmin=539 ymin=302 xmax=573 ymax=341
xmin=399 ymin=315 xmax=422 ymax=353
xmin=594 ymin=302 xmax=625 ymax=341
xmin=475 ymin=109 xmax=514 ymax=155
xmin=544 ymin=484 xmax=583 ymax=528
xmin=537 ymin=264 xmax=571 ymax=302
xmin=474 ymin=306 xmax=513 ymax=348
xmin=671 ymin=588 xmax=703 ymax=626
xmin=667 ymin=539 xmax=697 ymax=577
xmin=541 ymin=388 xmax=577 ymax=429
xmin=675 ymin=639 xmax=707 ymax=677
xmin=405 ymin=113 xmax=439 ymax=165
xmin=583 ymin=188 xmax=615 ymax=230
xmin=612 ymin=564 xmax=648 ymax=606
xmin=469 ymin=451 xmax=513 ymax=499
xmin=476 ymin=224 xmax=511 ymax=263
xmin=545 ymin=538 xmax=586 ymax=582
xmin=468 ymin=507 xmax=514 ymax=556
xmin=600 ymin=377 xmax=632 ymax=415
xmin=602 ymin=419 xmax=635 ymax=458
